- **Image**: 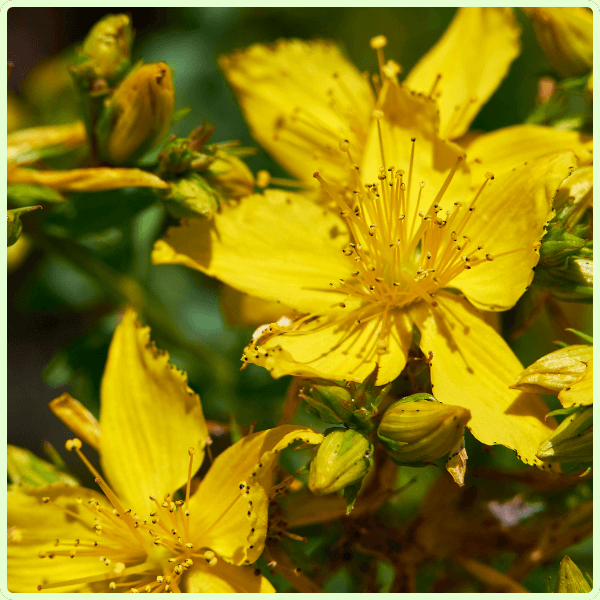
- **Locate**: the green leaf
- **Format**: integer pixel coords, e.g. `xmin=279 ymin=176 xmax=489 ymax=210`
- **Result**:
xmin=8 ymin=184 xmax=65 ymax=206
xmin=7 ymin=445 xmax=78 ymax=486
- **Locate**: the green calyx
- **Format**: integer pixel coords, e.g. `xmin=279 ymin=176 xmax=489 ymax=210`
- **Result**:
xmin=537 ymin=406 xmax=592 ymax=463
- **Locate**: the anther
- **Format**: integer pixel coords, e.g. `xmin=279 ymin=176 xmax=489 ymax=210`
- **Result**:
xmin=65 ymin=438 xmax=82 ymax=451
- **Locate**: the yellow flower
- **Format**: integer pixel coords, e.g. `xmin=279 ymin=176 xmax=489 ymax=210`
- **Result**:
xmin=7 ymin=310 xmax=322 ymax=593
xmin=153 ymin=18 xmax=589 ymax=464
xmin=523 ymin=8 xmax=593 ymax=79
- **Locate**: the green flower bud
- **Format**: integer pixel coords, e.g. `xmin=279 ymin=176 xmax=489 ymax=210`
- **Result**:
xmin=301 ymin=381 xmax=354 ymax=425
xmin=162 ymin=172 xmax=220 ymax=220
xmin=7 ymin=206 xmax=41 ymax=247
xmin=96 ymin=62 xmax=175 ymax=165
xmin=553 ymin=556 xmax=592 ymax=592
xmin=537 ymin=406 xmax=592 ymax=463
xmin=523 ymin=8 xmax=593 ymax=78
xmin=157 ymin=122 xmax=217 ymax=176
xmin=378 ymin=395 xmax=471 ymax=464
xmin=205 ymin=153 xmax=255 ymax=200
xmin=308 ymin=429 xmax=372 ymax=495
xmin=535 ymin=224 xmax=592 ymax=303
xmin=511 ymin=344 xmax=592 ymax=396
xmin=80 ymin=14 xmax=133 ymax=82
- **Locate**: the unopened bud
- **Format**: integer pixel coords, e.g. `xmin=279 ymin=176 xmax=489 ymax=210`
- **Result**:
xmin=558 ymin=357 xmax=592 ymax=408
xmin=308 ymin=429 xmax=372 ymax=495
xmin=205 ymin=153 xmax=255 ymax=199
xmin=96 ymin=62 xmax=174 ymax=165
xmin=162 ymin=173 xmax=220 ymax=220
xmin=7 ymin=206 xmax=42 ymax=247
xmin=80 ymin=14 xmax=133 ymax=82
xmin=302 ymin=381 xmax=354 ymax=425
xmin=523 ymin=8 xmax=593 ymax=78
xmin=378 ymin=394 xmax=471 ymax=464
xmin=511 ymin=345 xmax=592 ymax=396
xmin=554 ymin=555 xmax=592 ymax=592
xmin=537 ymin=406 xmax=592 ymax=463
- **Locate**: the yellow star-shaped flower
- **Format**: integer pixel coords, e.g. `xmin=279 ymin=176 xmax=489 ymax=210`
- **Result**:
xmin=8 ymin=310 xmax=322 ymax=593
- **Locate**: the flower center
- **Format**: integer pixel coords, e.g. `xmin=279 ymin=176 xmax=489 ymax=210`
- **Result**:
xmin=36 ymin=441 xmax=216 ymax=593
xmin=314 ymin=135 xmax=537 ymax=324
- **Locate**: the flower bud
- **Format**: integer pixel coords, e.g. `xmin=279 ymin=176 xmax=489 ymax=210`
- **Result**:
xmin=308 ymin=429 xmax=372 ymax=495
xmin=205 ymin=153 xmax=255 ymax=200
xmin=80 ymin=14 xmax=133 ymax=82
xmin=523 ymin=8 xmax=593 ymax=78
xmin=378 ymin=395 xmax=471 ymax=464
xmin=7 ymin=206 xmax=42 ymax=247
xmin=537 ymin=406 xmax=592 ymax=464
xmin=301 ymin=381 xmax=354 ymax=425
xmin=559 ymin=357 xmax=592 ymax=408
xmin=162 ymin=173 xmax=220 ymax=220
xmin=511 ymin=344 xmax=592 ymax=396
xmin=553 ymin=556 xmax=592 ymax=593
xmin=96 ymin=62 xmax=175 ymax=165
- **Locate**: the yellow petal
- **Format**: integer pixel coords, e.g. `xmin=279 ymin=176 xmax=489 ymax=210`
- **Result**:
xmin=100 ymin=310 xmax=209 ymax=514
xmin=511 ymin=344 xmax=593 ymax=395
xmin=187 ymin=425 xmax=322 ymax=566
xmin=219 ymin=284 xmax=293 ymax=328
xmin=8 ymin=484 xmax=109 ymax=592
xmin=7 ymin=165 xmax=168 ymax=191
xmin=410 ymin=292 xmax=557 ymax=468
xmin=559 ymin=357 xmax=593 ymax=407
xmin=153 ymin=190 xmax=351 ymax=314
xmin=48 ymin=392 xmax=101 ymax=451
xmin=406 ymin=8 xmax=521 ymax=139
xmin=360 ymin=81 xmax=471 ymax=240
xmin=463 ymin=125 xmax=592 ymax=181
xmin=452 ymin=152 xmax=576 ymax=311
xmin=7 ymin=121 xmax=87 ymax=164
xmin=220 ymin=39 xmax=373 ymax=183
xmin=246 ymin=307 xmax=413 ymax=385
xmin=185 ymin=561 xmax=274 ymax=593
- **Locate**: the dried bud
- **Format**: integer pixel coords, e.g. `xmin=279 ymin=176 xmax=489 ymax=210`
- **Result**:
xmin=96 ymin=62 xmax=174 ymax=165
xmin=162 ymin=173 xmax=220 ymax=220
xmin=537 ymin=406 xmax=592 ymax=464
xmin=308 ymin=429 xmax=372 ymax=495
xmin=511 ymin=345 xmax=592 ymax=396
xmin=523 ymin=8 xmax=593 ymax=78
xmin=80 ymin=14 xmax=133 ymax=82
xmin=378 ymin=394 xmax=471 ymax=464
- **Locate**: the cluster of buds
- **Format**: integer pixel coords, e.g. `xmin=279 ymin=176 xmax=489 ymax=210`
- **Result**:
xmin=512 ymin=339 xmax=592 ymax=470
xmin=533 ymin=169 xmax=592 ymax=302
xmin=157 ymin=122 xmax=255 ymax=219
xmin=68 ymin=14 xmax=175 ymax=167
xmin=300 ymin=366 xmax=390 ymax=433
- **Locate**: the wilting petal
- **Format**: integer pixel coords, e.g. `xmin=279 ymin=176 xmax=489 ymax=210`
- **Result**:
xmin=559 ymin=357 xmax=593 ymax=407
xmin=100 ymin=310 xmax=208 ymax=514
xmin=463 ymin=125 xmax=592 ymax=181
xmin=246 ymin=307 xmax=413 ymax=385
xmin=8 ymin=484 xmax=109 ymax=592
xmin=452 ymin=152 xmax=575 ymax=311
xmin=49 ymin=392 xmax=101 ymax=451
xmin=7 ymin=164 xmax=168 ymax=191
xmin=188 ymin=425 xmax=322 ymax=566
xmin=411 ymin=292 xmax=557 ymax=468
xmin=406 ymin=8 xmax=521 ymax=139
xmin=220 ymin=40 xmax=373 ymax=183
xmin=185 ymin=561 xmax=274 ymax=593
xmin=360 ymin=81 xmax=471 ymax=239
xmin=153 ymin=190 xmax=351 ymax=314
